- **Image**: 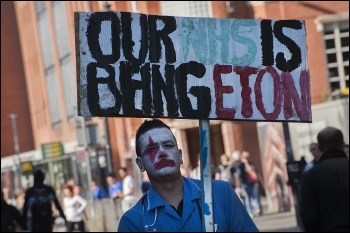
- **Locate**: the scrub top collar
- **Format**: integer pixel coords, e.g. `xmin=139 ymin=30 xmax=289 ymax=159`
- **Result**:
xmin=144 ymin=177 xmax=202 ymax=211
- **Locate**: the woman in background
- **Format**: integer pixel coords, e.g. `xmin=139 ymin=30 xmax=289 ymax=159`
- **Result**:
xmin=62 ymin=185 xmax=87 ymax=232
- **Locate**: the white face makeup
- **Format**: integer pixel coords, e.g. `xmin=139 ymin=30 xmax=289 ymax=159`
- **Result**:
xmin=137 ymin=128 xmax=183 ymax=177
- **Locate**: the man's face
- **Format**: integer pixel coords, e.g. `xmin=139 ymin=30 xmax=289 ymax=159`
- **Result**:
xmin=241 ymin=151 xmax=250 ymax=160
xmin=106 ymin=176 xmax=114 ymax=185
xmin=118 ymin=169 xmax=126 ymax=179
xmin=345 ymin=146 xmax=349 ymax=158
xmin=310 ymin=144 xmax=321 ymax=161
xmin=137 ymin=128 xmax=182 ymax=177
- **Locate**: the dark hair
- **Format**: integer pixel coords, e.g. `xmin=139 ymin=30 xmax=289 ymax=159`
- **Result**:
xmin=33 ymin=169 xmax=45 ymax=184
xmin=317 ymin=127 xmax=344 ymax=152
xmin=135 ymin=118 xmax=174 ymax=157
xmin=309 ymin=142 xmax=318 ymax=147
xmin=107 ymin=171 xmax=117 ymax=179
xmin=65 ymin=184 xmax=74 ymax=193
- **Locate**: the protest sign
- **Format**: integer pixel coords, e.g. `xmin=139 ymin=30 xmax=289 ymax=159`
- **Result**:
xmin=75 ymin=11 xmax=311 ymax=122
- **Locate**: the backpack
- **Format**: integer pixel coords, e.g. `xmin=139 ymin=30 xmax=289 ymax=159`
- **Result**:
xmin=28 ymin=187 xmax=55 ymax=221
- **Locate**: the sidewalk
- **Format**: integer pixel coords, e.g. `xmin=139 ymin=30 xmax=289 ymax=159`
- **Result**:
xmin=252 ymin=195 xmax=301 ymax=232
xmin=253 ymin=210 xmax=301 ymax=232
xmin=53 ymin=218 xmax=67 ymax=232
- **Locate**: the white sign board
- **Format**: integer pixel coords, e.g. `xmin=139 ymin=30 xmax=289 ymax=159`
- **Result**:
xmin=75 ymin=11 xmax=311 ymax=122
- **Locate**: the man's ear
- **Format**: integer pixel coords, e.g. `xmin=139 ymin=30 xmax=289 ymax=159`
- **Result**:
xmin=135 ymin=157 xmax=144 ymax=170
xmin=179 ymin=149 xmax=183 ymax=164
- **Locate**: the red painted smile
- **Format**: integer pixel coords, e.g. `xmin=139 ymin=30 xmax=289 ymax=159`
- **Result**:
xmin=154 ymin=159 xmax=176 ymax=170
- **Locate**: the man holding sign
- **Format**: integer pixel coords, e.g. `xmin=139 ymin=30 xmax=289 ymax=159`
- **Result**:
xmin=117 ymin=119 xmax=258 ymax=232
xmin=75 ymin=9 xmax=311 ymax=232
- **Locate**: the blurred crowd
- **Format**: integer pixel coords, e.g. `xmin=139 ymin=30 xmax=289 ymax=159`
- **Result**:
xmin=2 ymin=133 xmax=348 ymax=232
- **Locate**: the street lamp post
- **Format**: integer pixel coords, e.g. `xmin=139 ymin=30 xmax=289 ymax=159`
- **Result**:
xmin=8 ymin=114 xmax=22 ymax=189
xmin=81 ymin=117 xmax=93 ymax=200
xmin=103 ymin=0 xmax=114 ymax=174
xmin=104 ymin=118 xmax=113 ymax=173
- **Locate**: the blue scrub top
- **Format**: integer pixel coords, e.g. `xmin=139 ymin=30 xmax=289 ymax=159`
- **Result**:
xmin=118 ymin=177 xmax=259 ymax=232
xmin=93 ymin=187 xmax=109 ymax=200
xmin=109 ymin=181 xmax=122 ymax=198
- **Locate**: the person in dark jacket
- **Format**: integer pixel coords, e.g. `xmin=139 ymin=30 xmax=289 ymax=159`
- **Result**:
xmin=22 ymin=169 xmax=67 ymax=232
xmin=299 ymin=126 xmax=349 ymax=232
xmin=1 ymin=190 xmax=25 ymax=232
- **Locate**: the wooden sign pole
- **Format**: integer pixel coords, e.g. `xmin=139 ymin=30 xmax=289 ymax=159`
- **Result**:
xmin=199 ymin=119 xmax=214 ymax=232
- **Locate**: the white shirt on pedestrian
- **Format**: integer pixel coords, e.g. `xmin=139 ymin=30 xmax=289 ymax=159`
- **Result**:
xmin=63 ymin=195 xmax=87 ymax=222
xmin=122 ymin=175 xmax=137 ymax=202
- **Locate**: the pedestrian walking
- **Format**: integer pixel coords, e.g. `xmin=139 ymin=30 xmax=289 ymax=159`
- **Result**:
xmin=22 ymin=169 xmax=67 ymax=232
xmin=237 ymin=151 xmax=261 ymax=217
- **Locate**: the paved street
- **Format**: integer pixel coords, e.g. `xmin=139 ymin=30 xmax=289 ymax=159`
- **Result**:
xmin=253 ymin=210 xmax=301 ymax=232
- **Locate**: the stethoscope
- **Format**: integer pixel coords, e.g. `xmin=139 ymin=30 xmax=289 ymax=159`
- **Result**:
xmin=141 ymin=193 xmax=158 ymax=232
xmin=141 ymin=192 xmax=203 ymax=232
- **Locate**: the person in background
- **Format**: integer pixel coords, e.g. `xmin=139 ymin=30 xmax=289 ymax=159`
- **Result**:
xmin=63 ymin=185 xmax=87 ymax=232
xmin=73 ymin=185 xmax=85 ymax=199
xmin=16 ymin=185 xmax=30 ymax=212
xmin=215 ymin=153 xmax=240 ymax=193
xmin=73 ymin=185 xmax=89 ymax=222
xmin=192 ymin=154 xmax=219 ymax=180
xmin=140 ymin=172 xmax=151 ymax=194
xmin=237 ymin=151 xmax=261 ymax=218
xmin=304 ymin=142 xmax=322 ymax=172
xmin=106 ymin=172 xmax=123 ymax=200
xmin=190 ymin=154 xmax=201 ymax=179
xmin=1 ymin=190 xmax=25 ymax=232
xmin=299 ymin=156 xmax=307 ymax=173
xmin=231 ymin=150 xmax=243 ymax=197
xmin=15 ymin=187 xmax=26 ymax=210
xmin=2 ymin=188 xmax=17 ymax=207
xmin=66 ymin=178 xmax=76 ymax=187
xmin=118 ymin=118 xmax=259 ymax=232
xmin=215 ymin=153 xmax=233 ymax=182
xmin=180 ymin=166 xmax=192 ymax=178
xmin=118 ymin=167 xmax=138 ymax=213
xmin=299 ymin=127 xmax=349 ymax=232
xmin=344 ymin=143 xmax=349 ymax=158
xmin=22 ymin=169 xmax=67 ymax=232
xmin=91 ymin=180 xmax=109 ymax=200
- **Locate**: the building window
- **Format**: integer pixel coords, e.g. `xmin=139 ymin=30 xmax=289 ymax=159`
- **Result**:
xmin=315 ymin=12 xmax=349 ymax=99
xmin=35 ymin=1 xmax=62 ymax=127
xmin=52 ymin=1 xmax=76 ymax=120
xmin=161 ymin=1 xmax=211 ymax=17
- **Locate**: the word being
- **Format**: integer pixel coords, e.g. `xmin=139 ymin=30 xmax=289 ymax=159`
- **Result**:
xmin=87 ymin=61 xmax=310 ymax=121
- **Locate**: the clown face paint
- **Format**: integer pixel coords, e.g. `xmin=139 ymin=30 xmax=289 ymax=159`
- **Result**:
xmin=139 ymin=128 xmax=182 ymax=172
